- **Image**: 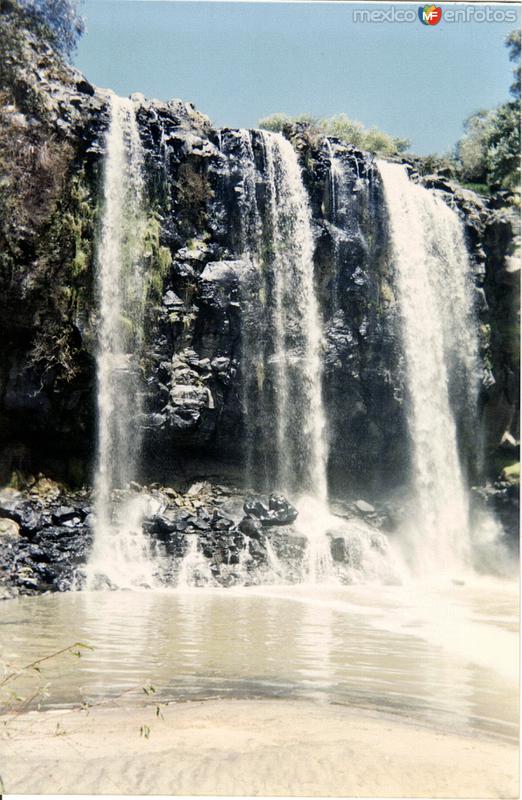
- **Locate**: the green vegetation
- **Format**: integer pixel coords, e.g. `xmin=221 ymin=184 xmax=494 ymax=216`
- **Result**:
xmin=258 ymin=112 xmax=411 ymax=156
xmin=260 ymin=30 xmax=520 ymax=194
xmin=455 ymin=30 xmax=520 ymax=192
xmin=27 ymin=168 xmax=97 ymax=383
xmin=143 ymin=211 xmax=173 ymax=301
xmin=17 ymin=0 xmax=84 ymax=58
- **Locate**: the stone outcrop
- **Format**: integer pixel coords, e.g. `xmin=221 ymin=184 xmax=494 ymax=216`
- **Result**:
xmin=0 ymin=480 xmax=396 ymax=595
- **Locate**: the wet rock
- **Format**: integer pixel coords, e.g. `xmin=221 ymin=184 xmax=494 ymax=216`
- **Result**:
xmin=211 ymin=510 xmax=234 ymax=531
xmin=17 ymin=574 xmax=40 ymax=590
xmin=211 ymin=356 xmax=230 ymax=373
xmin=353 ymin=499 xmax=375 ymax=515
xmin=239 ymin=516 xmax=263 ymax=538
xmin=243 ymin=494 xmax=298 ymax=527
xmin=248 ymin=536 xmax=267 ymax=560
xmin=0 ymin=498 xmax=44 ymax=537
xmin=198 ymin=261 xmax=242 ymax=310
xmin=52 ymin=506 xmax=79 ymax=524
xmin=30 ymin=477 xmax=62 ymax=501
xmin=331 ymin=537 xmax=346 ymax=563
xmin=145 ymin=509 xmax=190 ymax=539
xmin=268 ymin=530 xmax=307 ymax=572
xmin=163 ymin=290 xmax=184 ymax=308
xmin=244 ymin=496 xmax=269 ymax=518
xmin=193 ymin=518 xmax=212 ymax=532
xmin=473 ymin=481 xmax=519 ymax=543
xmin=0 ymin=518 xmax=20 ymax=540
xmin=26 ymin=543 xmax=47 ymax=561
xmin=421 ymin=175 xmax=454 ymax=193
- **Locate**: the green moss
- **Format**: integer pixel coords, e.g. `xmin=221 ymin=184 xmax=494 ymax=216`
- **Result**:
xmin=185 ymin=234 xmax=209 ymax=253
xmin=459 ymin=182 xmax=491 ymax=195
xmin=501 ymin=461 xmax=520 ymax=482
xmin=142 ymin=210 xmax=172 ymax=302
xmin=256 ymin=361 xmax=265 ymax=391
xmin=379 ymin=281 xmax=395 ymax=305
xmin=42 ymin=170 xmax=97 ymax=295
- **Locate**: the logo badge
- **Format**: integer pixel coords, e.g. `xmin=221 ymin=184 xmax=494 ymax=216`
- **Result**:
xmin=419 ymin=5 xmax=442 ymax=25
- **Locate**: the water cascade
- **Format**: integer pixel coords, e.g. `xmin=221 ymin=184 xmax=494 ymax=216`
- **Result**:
xmin=228 ymin=131 xmax=333 ymax=581
xmin=85 ymin=95 xmax=156 ymax=590
xmin=177 ymin=537 xmax=213 ymax=588
xmin=259 ymin=132 xmax=328 ymax=502
xmin=377 ymin=161 xmax=481 ymax=575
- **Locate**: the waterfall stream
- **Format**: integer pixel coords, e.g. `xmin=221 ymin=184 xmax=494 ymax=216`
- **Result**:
xmin=228 ymin=131 xmax=333 ymax=581
xmin=261 ymin=133 xmax=328 ymax=502
xmin=377 ymin=161 xmax=481 ymax=575
xmin=85 ymin=95 xmax=156 ymax=590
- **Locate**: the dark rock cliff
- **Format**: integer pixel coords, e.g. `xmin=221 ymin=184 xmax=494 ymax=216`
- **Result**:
xmin=0 ymin=1 xmax=519 ymax=510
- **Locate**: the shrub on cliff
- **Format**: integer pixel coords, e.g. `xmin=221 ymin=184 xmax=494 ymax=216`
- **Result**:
xmin=258 ymin=112 xmax=410 ymax=156
xmin=2 ymin=0 xmax=84 ymax=59
xmin=455 ymin=30 xmax=520 ymax=192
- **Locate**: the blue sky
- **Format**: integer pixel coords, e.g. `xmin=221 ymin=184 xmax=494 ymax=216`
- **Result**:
xmin=74 ymin=1 xmax=520 ymax=155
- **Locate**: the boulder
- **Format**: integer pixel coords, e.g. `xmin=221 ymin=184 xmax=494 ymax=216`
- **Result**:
xmin=243 ymin=494 xmax=298 ymax=527
xmin=52 ymin=506 xmax=79 ymax=524
xmin=353 ymin=499 xmax=375 ymax=515
xmin=239 ymin=516 xmax=263 ymax=538
xmin=0 ymin=518 xmax=20 ymax=540
xmin=330 ymin=537 xmax=346 ymax=563
xmin=244 ymin=496 xmax=269 ymax=518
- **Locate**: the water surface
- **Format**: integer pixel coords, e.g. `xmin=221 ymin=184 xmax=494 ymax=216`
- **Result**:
xmin=1 ymin=578 xmax=518 ymax=742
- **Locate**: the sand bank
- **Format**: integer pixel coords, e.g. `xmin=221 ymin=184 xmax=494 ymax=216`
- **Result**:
xmin=0 ymin=698 xmax=518 ymax=797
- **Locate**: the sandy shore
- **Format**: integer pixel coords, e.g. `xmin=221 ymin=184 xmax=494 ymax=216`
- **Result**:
xmin=0 ymin=698 xmax=518 ymax=797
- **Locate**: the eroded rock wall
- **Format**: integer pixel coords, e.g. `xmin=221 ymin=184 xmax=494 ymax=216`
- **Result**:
xmin=0 ymin=0 xmax=518 ymax=506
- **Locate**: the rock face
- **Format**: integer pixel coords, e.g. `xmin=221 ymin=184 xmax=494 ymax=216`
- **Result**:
xmin=0 ymin=480 xmax=394 ymax=595
xmin=0 ymin=3 xmax=518 ymax=528
xmin=0 ymin=480 xmax=93 ymax=595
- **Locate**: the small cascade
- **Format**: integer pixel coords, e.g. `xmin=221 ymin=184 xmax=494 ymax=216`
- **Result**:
xmin=324 ymin=138 xmax=342 ymax=310
xmin=377 ymin=160 xmax=482 ymax=575
xmin=294 ymin=497 xmax=335 ymax=582
xmin=85 ymin=95 xmax=156 ymax=590
xmin=265 ymin=537 xmax=285 ymax=579
xmin=325 ymin=138 xmax=339 ymax=222
xmin=323 ymin=139 xmax=371 ymax=316
xmin=177 ymin=537 xmax=214 ymax=588
xmin=227 ymin=130 xmax=268 ymax=485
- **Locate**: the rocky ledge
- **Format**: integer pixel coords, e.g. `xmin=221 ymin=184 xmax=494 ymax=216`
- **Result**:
xmin=0 ymin=476 xmax=404 ymax=598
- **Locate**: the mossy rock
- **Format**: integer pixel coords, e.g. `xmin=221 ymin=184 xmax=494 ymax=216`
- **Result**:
xmin=501 ymin=461 xmax=520 ymax=483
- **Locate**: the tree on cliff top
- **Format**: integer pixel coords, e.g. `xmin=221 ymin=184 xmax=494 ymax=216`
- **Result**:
xmin=258 ymin=112 xmax=410 ymax=157
xmin=506 ymin=29 xmax=521 ymax=97
xmin=17 ymin=0 xmax=85 ymax=58
xmin=456 ymin=29 xmax=520 ymax=192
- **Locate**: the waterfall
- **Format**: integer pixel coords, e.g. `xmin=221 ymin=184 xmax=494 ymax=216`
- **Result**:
xmin=261 ymin=132 xmax=328 ymax=501
xmin=377 ymin=160 xmax=481 ymax=575
xmin=177 ymin=537 xmax=213 ymax=588
xmin=85 ymin=95 xmax=156 ymax=590
xmin=325 ymin=138 xmax=339 ymax=222
xmin=225 ymin=130 xmax=333 ymax=581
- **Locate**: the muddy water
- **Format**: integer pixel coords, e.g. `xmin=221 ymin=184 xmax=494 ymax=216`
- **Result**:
xmin=0 ymin=578 xmax=518 ymax=742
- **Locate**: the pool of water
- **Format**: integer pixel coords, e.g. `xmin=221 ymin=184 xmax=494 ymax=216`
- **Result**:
xmin=0 ymin=577 xmax=518 ymax=742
